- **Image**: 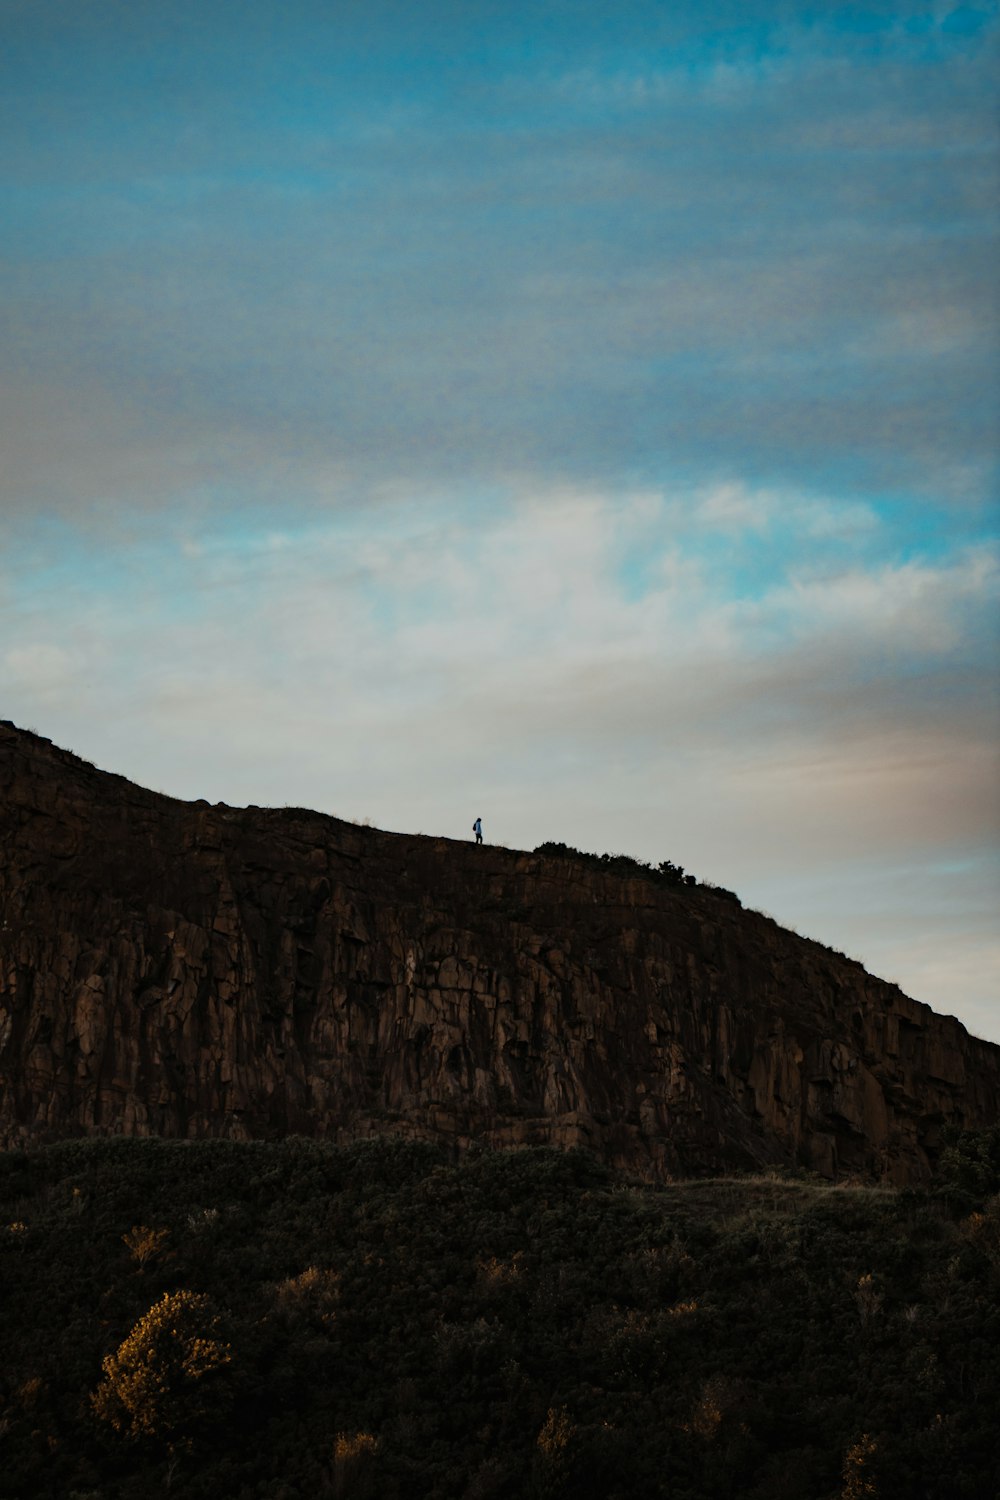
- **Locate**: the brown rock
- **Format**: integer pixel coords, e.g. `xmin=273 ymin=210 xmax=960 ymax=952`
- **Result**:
xmin=0 ymin=720 xmax=997 ymax=1181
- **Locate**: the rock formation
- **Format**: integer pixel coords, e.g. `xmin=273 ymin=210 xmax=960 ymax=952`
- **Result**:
xmin=1 ymin=720 xmax=997 ymax=1182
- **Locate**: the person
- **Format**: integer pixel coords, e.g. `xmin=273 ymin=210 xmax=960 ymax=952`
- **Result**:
xmin=473 ymin=816 xmax=483 ymax=845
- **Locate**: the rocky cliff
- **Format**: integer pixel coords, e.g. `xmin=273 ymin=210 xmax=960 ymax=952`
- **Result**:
xmin=1 ymin=720 xmax=997 ymax=1182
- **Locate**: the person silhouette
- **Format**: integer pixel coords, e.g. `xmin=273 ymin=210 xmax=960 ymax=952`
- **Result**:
xmin=473 ymin=817 xmax=483 ymax=845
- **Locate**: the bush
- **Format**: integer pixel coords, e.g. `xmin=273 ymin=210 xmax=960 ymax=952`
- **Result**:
xmin=91 ymin=1289 xmax=234 ymax=1446
xmin=534 ymin=842 xmax=698 ymax=889
xmin=936 ymin=1127 xmax=1000 ymax=1208
xmin=121 ymin=1224 xmax=170 ymax=1267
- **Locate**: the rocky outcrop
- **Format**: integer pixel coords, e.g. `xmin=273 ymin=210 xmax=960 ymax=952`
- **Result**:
xmin=1 ymin=720 xmax=997 ymax=1181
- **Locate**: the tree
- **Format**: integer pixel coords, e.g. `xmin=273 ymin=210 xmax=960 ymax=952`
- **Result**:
xmin=92 ymin=1289 xmax=233 ymax=1446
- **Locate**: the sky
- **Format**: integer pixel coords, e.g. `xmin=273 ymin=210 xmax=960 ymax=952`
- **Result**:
xmin=2 ymin=1 xmax=998 ymax=1041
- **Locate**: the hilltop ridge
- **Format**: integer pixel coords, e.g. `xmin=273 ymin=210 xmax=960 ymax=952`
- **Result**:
xmin=1 ymin=720 xmax=997 ymax=1181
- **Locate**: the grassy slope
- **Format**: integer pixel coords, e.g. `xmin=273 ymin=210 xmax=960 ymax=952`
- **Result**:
xmin=1 ymin=1136 xmax=998 ymax=1500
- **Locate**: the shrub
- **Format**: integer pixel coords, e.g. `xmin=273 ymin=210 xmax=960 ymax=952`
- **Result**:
xmin=536 ymin=1405 xmax=574 ymax=1459
xmin=936 ymin=1126 xmax=1000 ymax=1208
xmin=854 ymin=1273 xmax=884 ymax=1327
xmin=91 ymin=1289 xmax=233 ymax=1445
xmin=532 ymin=840 xmax=743 ymax=902
xmin=122 ymin=1225 xmax=170 ymax=1267
xmin=960 ymin=1196 xmax=1000 ymax=1268
xmin=842 ymin=1432 xmax=878 ymax=1498
xmin=273 ymin=1265 xmax=341 ymax=1330
xmin=332 ymin=1431 xmax=379 ymax=1498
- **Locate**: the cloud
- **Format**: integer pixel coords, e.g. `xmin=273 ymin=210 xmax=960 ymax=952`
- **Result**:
xmin=4 ymin=642 xmax=74 ymax=690
xmin=1 ymin=1 xmax=997 ymax=532
xmin=693 ymin=482 xmax=880 ymax=539
xmin=5 ymin=482 xmax=995 ymax=774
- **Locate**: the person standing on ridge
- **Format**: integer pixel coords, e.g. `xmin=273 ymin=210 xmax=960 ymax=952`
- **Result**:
xmin=473 ymin=817 xmax=483 ymax=845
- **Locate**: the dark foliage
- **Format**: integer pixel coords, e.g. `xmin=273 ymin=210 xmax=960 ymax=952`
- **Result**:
xmin=0 ymin=1136 xmax=997 ymax=1499
xmin=934 ymin=1125 xmax=1000 ymax=1211
xmin=532 ymin=843 xmax=743 ymax=904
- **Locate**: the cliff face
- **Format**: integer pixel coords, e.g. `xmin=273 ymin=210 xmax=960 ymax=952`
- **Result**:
xmin=1 ymin=721 xmax=997 ymax=1182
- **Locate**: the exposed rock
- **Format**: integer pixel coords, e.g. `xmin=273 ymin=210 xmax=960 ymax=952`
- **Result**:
xmin=0 ymin=720 xmax=997 ymax=1181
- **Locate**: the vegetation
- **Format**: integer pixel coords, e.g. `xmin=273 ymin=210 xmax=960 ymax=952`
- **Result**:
xmin=1 ymin=1132 xmax=998 ymax=1499
xmin=91 ymin=1289 xmax=233 ymax=1444
xmin=533 ymin=842 xmax=742 ymax=904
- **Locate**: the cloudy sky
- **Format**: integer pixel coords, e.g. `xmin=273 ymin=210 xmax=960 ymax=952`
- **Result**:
xmin=2 ymin=1 xmax=998 ymax=1040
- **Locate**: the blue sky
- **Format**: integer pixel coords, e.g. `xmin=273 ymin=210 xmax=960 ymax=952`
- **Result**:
xmin=2 ymin=1 xmax=998 ymax=1040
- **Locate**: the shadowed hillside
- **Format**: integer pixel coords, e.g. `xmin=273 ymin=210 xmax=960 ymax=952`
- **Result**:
xmin=1 ymin=1133 xmax=999 ymax=1499
xmin=1 ymin=720 xmax=997 ymax=1182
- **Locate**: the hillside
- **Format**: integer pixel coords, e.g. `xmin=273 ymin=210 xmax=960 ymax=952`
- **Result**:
xmin=1 ymin=1134 xmax=999 ymax=1499
xmin=1 ymin=721 xmax=997 ymax=1181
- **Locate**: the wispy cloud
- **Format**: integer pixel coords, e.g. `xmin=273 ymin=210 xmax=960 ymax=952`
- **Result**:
xmin=2 ymin=4 xmax=997 ymax=525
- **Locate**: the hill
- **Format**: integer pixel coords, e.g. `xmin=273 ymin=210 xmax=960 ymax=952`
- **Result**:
xmin=0 ymin=720 xmax=997 ymax=1181
xmin=1 ymin=1133 xmax=999 ymax=1499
